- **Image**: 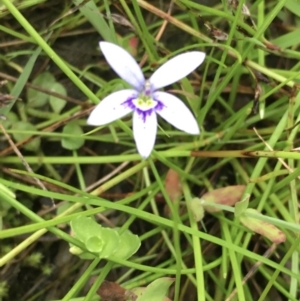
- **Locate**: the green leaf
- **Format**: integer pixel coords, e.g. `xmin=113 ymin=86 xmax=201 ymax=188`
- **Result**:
xmin=70 ymin=216 xmax=140 ymax=259
xmin=86 ymin=236 xmax=104 ymax=253
xmin=98 ymin=228 xmax=120 ymax=258
xmin=134 ymin=278 xmax=174 ymax=301
xmin=1 ymin=112 xmax=19 ymax=129
xmin=49 ymin=82 xmax=67 ymax=113
xmin=113 ymin=230 xmax=141 ymax=260
xmin=70 ymin=216 xmax=102 ymax=243
xmin=27 ymin=72 xmax=56 ymax=107
xmin=61 ymin=122 xmax=84 ymax=150
xmin=11 ymin=121 xmax=41 ymax=152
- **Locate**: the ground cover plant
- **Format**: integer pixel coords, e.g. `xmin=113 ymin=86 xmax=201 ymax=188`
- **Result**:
xmin=0 ymin=0 xmax=300 ymax=300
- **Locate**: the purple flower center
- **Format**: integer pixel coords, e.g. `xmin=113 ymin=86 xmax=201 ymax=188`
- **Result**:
xmin=121 ymin=93 xmax=164 ymax=123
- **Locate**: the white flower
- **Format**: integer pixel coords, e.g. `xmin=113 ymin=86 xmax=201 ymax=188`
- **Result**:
xmin=88 ymin=42 xmax=206 ymax=158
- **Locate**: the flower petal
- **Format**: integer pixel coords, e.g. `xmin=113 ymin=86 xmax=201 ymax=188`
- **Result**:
xmin=132 ymin=110 xmax=157 ymax=158
xmin=154 ymin=92 xmax=200 ymax=135
xmin=87 ymin=89 xmax=136 ymax=126
xmin=149 ymin=51 xmax=206 ymax=90
xmin=100 ymin=42 xmax=145 ymax=91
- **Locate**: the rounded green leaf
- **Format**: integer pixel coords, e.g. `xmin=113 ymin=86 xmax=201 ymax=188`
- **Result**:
xmin=134 ymin=278 xmax=174 ymax=301
xmin=86 ymin=236 xmax=104 ymax=253
xmin=61 ymin=122 xmax=84 ymax=150
xmin=1 ymin=112 xmax=19 ymax=128
xmin=99 ymin=228 xmax=120 ymax=258
xmin=113 ymin=230 xmax=140 ymax=260
xmin=70 ymin=216 xmax=103 ymax=243
xmin=11 ymin=121 xmax=41 ymax=152
xmin=27 ymin=72 xmax=56 ymax=107
xmin=49 ymin=82 xmax=67 ymax=114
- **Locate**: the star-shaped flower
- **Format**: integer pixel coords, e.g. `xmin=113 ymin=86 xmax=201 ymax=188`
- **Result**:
xmin=88 ymin=42 xmax=206 ymax=158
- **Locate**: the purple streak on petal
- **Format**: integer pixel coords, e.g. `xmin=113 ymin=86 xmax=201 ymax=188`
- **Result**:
xmin=135 ymin=108 xmax=155 ymax=123
xmin=87 ymin=89 xmax=136 ymax=126
xmin=121 ymin=96 xmax=137 ymax=110
xmin=154 ymin=99 xmax=165 ymax=111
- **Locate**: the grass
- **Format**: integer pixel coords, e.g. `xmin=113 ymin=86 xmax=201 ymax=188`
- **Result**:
xmin=0 ymin=0 xmax=300 ymax=300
